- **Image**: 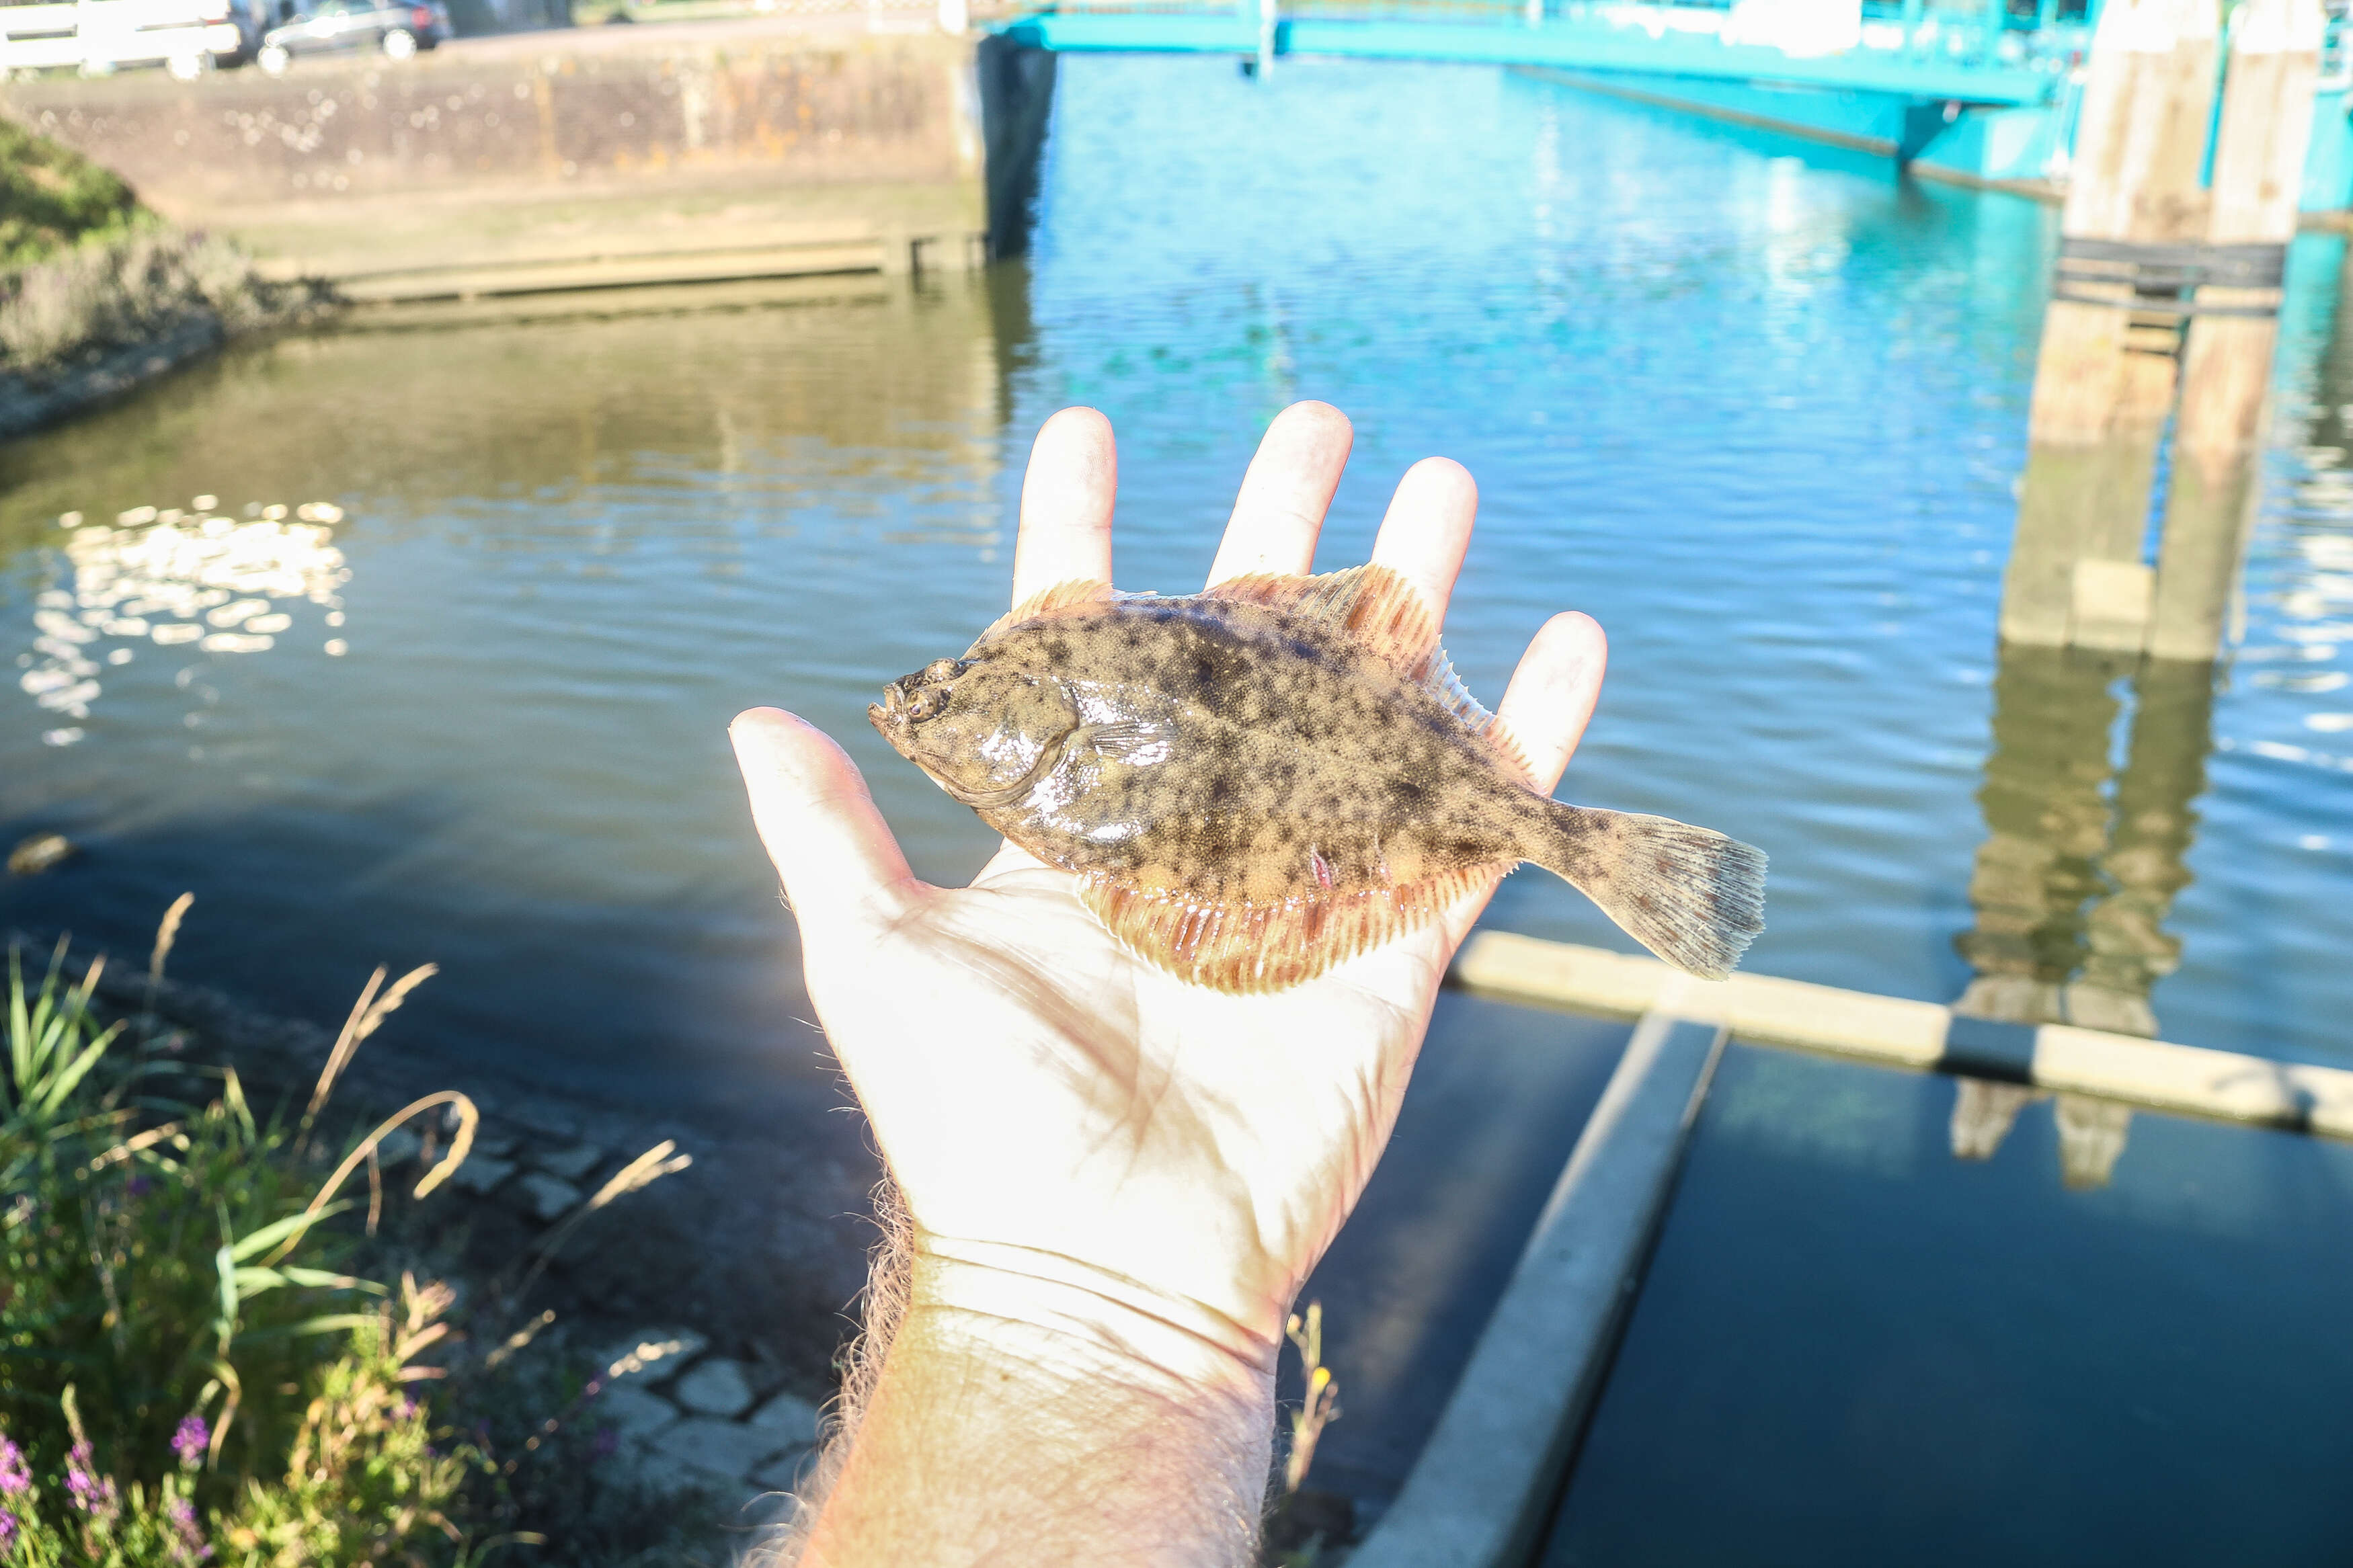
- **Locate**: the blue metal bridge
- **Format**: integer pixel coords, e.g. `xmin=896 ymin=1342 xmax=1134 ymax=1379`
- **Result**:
xmin=989 ymin=0 xmax=2353 ymax=206
xmin=1002 ymin=1 xmax=2071 ymax=105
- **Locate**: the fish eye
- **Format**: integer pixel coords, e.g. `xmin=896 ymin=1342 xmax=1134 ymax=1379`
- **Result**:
xmin=922 ymin=658 xmax=964 ymax=682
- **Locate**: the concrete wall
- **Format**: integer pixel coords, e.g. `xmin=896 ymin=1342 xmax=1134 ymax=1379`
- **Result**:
xmin=0 ymin=18 xmax=1045 ymax=289
xmin=3 ymin=21 xmax=977 ymax=203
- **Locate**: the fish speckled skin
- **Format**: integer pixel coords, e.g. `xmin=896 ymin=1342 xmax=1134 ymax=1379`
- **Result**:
xmin=871 ymin=565 xmax=1764 ymax=993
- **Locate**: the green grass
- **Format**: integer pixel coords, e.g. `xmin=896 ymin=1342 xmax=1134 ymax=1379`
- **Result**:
xmin=0 ymin=119 xmax=145 ymax=272
xmin=0 ymin=122 xmax=322 ymax=390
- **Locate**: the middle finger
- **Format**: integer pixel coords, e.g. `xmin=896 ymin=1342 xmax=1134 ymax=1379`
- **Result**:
xmin=1205 ymin=401 xmax=1355 ymax=585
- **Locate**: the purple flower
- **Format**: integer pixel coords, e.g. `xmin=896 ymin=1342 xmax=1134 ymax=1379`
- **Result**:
xmin=66 ymin=1439 xmax=118 ymax=1522
xmin=0 ymin=1508 xmax=17 ymax=1549
xmin=167 ymin=1494 xmax=214 ymax=1563
xmin=171 ymin=1414 xmax=209 ymax=1468
xmin=0 ymin=1434 xmax=28 ymax=1495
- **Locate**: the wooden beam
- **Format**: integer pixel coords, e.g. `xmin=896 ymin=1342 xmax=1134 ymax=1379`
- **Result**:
xmin=1451 ymin=931 xmax=2353 ymax=1139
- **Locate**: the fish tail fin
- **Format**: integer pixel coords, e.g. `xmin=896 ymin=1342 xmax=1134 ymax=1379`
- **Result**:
xmin=1527 ymin=802 xmax=1766 ymax=981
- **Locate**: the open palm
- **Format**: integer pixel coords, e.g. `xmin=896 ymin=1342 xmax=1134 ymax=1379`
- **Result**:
xmin=730 ymin=401 xmax=1605 ymax=1368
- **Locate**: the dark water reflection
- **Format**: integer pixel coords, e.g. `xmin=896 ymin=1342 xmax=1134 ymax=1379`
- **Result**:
xmin=1547 ymin=1046 xmax=2353 ymax=1566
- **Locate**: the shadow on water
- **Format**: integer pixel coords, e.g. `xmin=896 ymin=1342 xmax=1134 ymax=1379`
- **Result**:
xmin=1288 ymin=995 xmax=1630 ymax=1507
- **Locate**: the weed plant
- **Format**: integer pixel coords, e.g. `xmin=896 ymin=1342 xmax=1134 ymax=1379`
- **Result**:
xmin=0 ymin=229 xmax=300 ymax=386
xmin=0 ymin=921 xmax=723 ymax=1567
xmin=0 ymin=123 xmax=320 ymax=388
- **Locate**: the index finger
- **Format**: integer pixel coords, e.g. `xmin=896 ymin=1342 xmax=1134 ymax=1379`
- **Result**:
xmin=1011 ymin=407 xmax=1117 ymax=606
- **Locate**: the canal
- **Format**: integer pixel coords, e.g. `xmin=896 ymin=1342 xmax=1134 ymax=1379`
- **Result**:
xmin=6 ymin=52 xmax=2353 ymax=1549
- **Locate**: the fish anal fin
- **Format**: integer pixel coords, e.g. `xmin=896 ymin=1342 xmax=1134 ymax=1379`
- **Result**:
xmin=980 ymin=578 xmax=1116 ymax=643
xmin=1076 ymin=863 xmax=1509 ymax=993
xmin=1203 ymin=563 xmax=1440 ymax=674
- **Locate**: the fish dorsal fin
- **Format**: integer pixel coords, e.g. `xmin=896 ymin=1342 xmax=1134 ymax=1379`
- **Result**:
xmin=1422 ymin=645 xmax=1536 ymax=788
xmin=979 ymin=577 xmax=1115 ymax=643
xmin=1207 ymin=563 xmax=1534 ymax=787
xmin=1203 ymin=563 xmax=1440 ymax=673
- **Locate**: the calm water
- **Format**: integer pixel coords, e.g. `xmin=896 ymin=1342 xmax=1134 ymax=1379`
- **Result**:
xmin=6 ymin=59 xmax=2349 ymax=1108
xmin=7 ymin=50 xmax=2353 ymax=1524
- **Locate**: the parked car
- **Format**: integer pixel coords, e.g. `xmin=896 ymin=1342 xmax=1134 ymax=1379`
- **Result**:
xmin=255 ymin=0 xmax=449 ymax=71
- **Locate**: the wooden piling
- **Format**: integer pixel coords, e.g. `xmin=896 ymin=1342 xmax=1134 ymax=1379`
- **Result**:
xmin=2149 ymin=0 xmax=2325 ymax=661
xmin=2005 ymin=0 xmax=2221 ymax=649
xmin=2022 ymin=0 xmax=2213 ymax=448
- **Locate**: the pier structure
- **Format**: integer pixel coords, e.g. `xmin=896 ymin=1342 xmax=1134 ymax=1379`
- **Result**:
xmin=2003 ymin=0 xmax=2325 ymax=662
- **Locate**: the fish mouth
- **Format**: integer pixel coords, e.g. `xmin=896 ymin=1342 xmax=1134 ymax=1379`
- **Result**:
xmin=868 ymin=679 xmax=906 ymax=739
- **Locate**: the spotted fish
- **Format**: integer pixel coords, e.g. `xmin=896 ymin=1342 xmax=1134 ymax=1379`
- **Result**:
xmin=870 ymin=563 xmax=1765 ymax=993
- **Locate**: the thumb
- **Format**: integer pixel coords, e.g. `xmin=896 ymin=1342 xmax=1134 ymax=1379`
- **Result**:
xmin=729 ymin=708 xmax=918 ymax=934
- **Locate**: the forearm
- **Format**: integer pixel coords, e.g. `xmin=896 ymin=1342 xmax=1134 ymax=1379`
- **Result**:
xmin=799 ymin=1243 xmax=1279 ymax=1568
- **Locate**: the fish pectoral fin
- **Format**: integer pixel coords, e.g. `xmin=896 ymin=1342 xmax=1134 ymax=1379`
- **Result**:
xmin=1076 ymin=863 xmax=1513 ymax=994
xmin=1072 ymin=720 xmax=1162 ymax=764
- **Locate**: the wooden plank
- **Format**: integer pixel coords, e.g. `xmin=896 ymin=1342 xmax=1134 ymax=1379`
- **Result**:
xmin=2034 ymin=1024 xmax=2353 ymax=1137
xmin=1450 ymin=932 xmax=2353 ymax=1138
xmin=1347 ymin=1014 xmax=1724 ymax=1568
xmin=318 ymin=242 xmax=887 ymax=302
xmin=1458 ymin=931 xmax=1948 ymax=1066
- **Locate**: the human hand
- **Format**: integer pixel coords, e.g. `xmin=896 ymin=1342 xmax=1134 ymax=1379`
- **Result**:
xmin=730 ymin=401 xmax=1605 ymax=1401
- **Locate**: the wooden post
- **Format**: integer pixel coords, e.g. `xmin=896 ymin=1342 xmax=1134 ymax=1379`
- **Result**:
xmin=2148 ymin=0 xmax=2325 ymax=661
xmin=2022 ymin=0 xmax=2185 ymax=448
xmin=2003 ymin=0 xmax=2220 ymax=650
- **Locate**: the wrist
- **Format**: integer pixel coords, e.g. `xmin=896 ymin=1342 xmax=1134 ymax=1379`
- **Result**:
xmin=910 ymin=1233 xmax=1283 ymax=1407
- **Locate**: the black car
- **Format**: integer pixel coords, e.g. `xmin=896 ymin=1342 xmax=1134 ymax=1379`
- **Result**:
xmin=255 ymin=0 xmax=450 ymax=71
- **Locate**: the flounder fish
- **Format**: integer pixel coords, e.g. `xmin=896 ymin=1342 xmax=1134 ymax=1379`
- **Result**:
xmin=871 ymin=563 xmax=1765 ymax=993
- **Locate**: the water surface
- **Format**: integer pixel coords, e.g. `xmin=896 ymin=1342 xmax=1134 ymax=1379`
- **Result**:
xmin=8 ymin=63 xmax=2349 ymax=1102
xmin=8 ymin=46 xmax=2353 ymax=1518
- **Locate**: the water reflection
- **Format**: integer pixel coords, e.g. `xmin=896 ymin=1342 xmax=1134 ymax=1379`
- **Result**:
xmin=1949 ymin=643 xmax=2216 ymax=1188
xmin=0 ymin=274 xmax=1020 ymax=1122
xmin=15 ymin=505 xmax=350 ymax=745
